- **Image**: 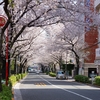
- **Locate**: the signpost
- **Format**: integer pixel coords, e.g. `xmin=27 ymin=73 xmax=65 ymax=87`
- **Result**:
xmin=0 ymin=16 xmax=6 ymax=27
xmin=0 ymin=15 xmax=8 ymax=86
xmin=90 ymin=71 xmax=97 ymax=85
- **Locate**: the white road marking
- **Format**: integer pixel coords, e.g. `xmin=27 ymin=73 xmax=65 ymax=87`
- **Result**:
xmin=39 ymin=75 xmax=93 ymax=100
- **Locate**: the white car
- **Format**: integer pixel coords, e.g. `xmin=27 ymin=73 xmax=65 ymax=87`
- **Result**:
xmin=28 ymin=67 xmax=36 ymax=73
xmin=36 ymin=70 xmax=41 ymax=74
xmin=56 ymin=71 xmax=66 ymax=79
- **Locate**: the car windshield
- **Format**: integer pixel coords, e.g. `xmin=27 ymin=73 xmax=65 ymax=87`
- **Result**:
xmin=57 ymin=71 xmax=64 ymax=74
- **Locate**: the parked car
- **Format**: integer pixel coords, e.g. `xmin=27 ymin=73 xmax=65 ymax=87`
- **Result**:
xmin=56 ymin=71 xmax=66 ymax=79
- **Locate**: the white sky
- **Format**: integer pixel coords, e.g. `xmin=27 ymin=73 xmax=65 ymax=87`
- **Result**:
xmin=0 ymin=2 xmax=5 ymax=15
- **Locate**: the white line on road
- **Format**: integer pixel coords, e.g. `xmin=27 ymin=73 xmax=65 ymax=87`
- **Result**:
xmin=39 ymin=75 xmax=93 ymax=100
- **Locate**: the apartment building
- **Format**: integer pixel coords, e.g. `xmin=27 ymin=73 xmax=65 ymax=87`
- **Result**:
xmin=84 ymin=0 xmax=98 ymax=77
xmin=94 ymin=0 xmax=100 ymax=75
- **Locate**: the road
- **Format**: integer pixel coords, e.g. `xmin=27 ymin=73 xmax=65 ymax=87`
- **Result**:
xmin=14 ymin=73 xmax=100 ymax=100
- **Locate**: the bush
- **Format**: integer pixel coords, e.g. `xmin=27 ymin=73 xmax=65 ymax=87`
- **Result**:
xmin=16 ymin=75 xmax=19 ymax=81
xmin=18 ymin=74 xmax=22 ymax=79
xmin=95 ymin=76 xmax=100 ymax=86
xmin=9 ymin=75 xmax=17 ymax=86
xmin=0 ymin=84 xmax=12 ymax=100
xmin=9 ymin=73 xmax=27 ymax=86
xmin=46 ymin=71 xmax=49 ymax=75
xmin=0 ymin=73 xmax=27 ymax=100
xmin=16 ymin=74 xmax=23 ymax=81
xmin=49 ymin=72 xmax=56 ymax=77
xmin=74 ymin=75 xmax=89 ymax=83
xmin=21 ymin=73 xmax=27 ymax=79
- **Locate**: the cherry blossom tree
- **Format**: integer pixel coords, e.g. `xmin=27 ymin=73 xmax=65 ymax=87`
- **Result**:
xmin=42 ymin=22 xmax=88 ymax=75
xmin=0 ymin=0 xmax=61 ymax=90
xmin=0 ymin=0 xmax=99 ymax=91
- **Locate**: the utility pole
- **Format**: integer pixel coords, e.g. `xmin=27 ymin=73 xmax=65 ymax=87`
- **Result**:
xmin=5 ymin=28 xmax=8 ymax=86
xmin=0 ymin=15 xmax=8 ymax=86
xmin=0 ymin=15 xmax=7 ymax=90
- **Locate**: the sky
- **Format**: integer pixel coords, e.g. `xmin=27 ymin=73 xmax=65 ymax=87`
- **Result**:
xmin=0 ymin=0 xmax=5 ymax=15
xmin=0 ymin=0 xmax=3 ymax=2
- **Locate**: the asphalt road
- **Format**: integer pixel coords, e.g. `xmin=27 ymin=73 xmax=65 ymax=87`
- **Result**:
xmin=14 ymin=73 xmax=100 ymax=100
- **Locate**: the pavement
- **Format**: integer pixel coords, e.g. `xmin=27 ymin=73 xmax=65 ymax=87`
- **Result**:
xmin=13 ymin=83 xmax=23 ymax=100
xmin=67 ymin=76 xmax=100 ymax=88
xmin=12 ymin=76 xmax=27 ymax=100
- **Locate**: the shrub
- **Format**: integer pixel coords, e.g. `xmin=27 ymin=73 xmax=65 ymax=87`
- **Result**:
xmin=16 ymin=74 xmax=23 ymax=81
xmin=0 ymin=73 xmax=27 ymax=100
xmin=18 ymin=74 xmax=22 ymax=79
xmin=21 ymin=73 xmax=27 ymax=78
xmin=0 ymin=84 xmax=12 ymax=100
xmin=9 ymin=75 xmax=17 ymax=86
xmin=9 ymin=73 xmax=27 ymax=86
xmin=16 ymin=75 xmax=19 ymax=81
xmin=95 ymin=76 xmax=100 ymax=86
xmin=46 ymin=71 xmax=49 ymax=75
xmin=74 ymin=75 xmax=89 ymax=83
xmin=49 ymin=72 xmax=56 ymax=77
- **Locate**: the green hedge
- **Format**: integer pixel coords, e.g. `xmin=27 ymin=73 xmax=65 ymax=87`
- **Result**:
xmin=22 ymin=73 xmax=27 ymax=78
xmin=0 ymin=84 xmax=12 ymax=100
xmin=46 ymin=71 xmax=49 ymax=75
xmin=74 ymin=75 xmax=89 ymax=83
xmin=9 ymin=75 xmax=17 ymax=86
xmin=49 ymin=72 xmax=56 ymax=77
xmin=95 ymin=76 xmax=100 ymax=86
xmin=0 ymin=73 xmax=27 ymax=100
xmin=9 ymin=73 xmax=27 ymax=86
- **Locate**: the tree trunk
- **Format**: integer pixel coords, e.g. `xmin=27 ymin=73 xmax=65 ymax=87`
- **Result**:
xmin=59 ymin=56 xmax=63 ymax=70
xmin=0 ymin=57 xmax=2 ymax=91
xmin=14 ymin=57 xmax=17 ymax=74
xmin=76 ymin=57 xmax=80 ymax=75
xmin=0 ymin=33 xmax=3 ymax=91
xmin=19 ymin=64 xmax=22 ymax=73
xmin=71 ymin=49 xmax=80 ymax=75
xmin=2 ymin=58 xmax=6 ymax=79
xmin=54 ymin=64 xmax=56 ymax=72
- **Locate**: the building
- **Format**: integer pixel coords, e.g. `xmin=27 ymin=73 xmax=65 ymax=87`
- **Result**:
xmin=94 ymin=0 xmax=100 ymax=75
xmin=84 ymin=0 xmax=99 ymax=77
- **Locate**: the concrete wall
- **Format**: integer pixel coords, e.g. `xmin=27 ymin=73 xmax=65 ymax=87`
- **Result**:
xmin=98 ymin=65 xmax=100 ymax=75
xmin=84 ymin=63 xmax=97 ymax=76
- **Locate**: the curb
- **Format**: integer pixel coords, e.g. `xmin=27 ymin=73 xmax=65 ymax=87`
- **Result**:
xmin=12 ymin=88 xmax=14 ymax=100
xmin=71 ymin=80 xmax=100 ymax=88
xmin=11 ymin=75 xmax=28 ymax=100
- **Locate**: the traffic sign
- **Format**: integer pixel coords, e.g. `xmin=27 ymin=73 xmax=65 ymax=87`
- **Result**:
xmin=0 ymin=16 xmax=6 ymax=27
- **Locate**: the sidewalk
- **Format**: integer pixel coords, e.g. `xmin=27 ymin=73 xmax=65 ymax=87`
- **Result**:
xmin=66 ymin=76 xmax=100 ymax=88
xmin=13 ymin=83 xmax=23 ymax=100
xmin=12 ymin=77 xmax=26 ymax=100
